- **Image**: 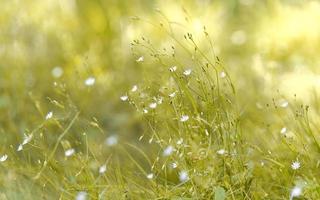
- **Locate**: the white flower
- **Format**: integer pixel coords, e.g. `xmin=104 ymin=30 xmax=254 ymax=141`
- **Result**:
xmin=290 ymin=186 xmax=302 ymax=200
xmin=22 ymin=134 xmax=33 ymax=145
xmin=220 ymin=71 xmax=226 ymax=78
xmin=217 ymin=149 xmax=226 ymax=155
xmin=179 ymin=170 xmax=189 ymax=182
xmin=291 ymin=161 xmax=300 ymax=170
xmin=149 ymin=102 xmax=157 ymax=109
xmin=131 ymin=85 xmax=138 ymax=92
xmin=169 ymin=66 xmax=177 ymax=72
xmin=180 ymin=115 xmax=189 ymax=122
xmin=51 ymin=66 xmax=63 ymax=78
xmin=143 ymin=109 xmax=148 ymax=114
xmin=177 ymin=138 xmax=183 ymax=145
xmin=157 ymin=97 xmax=163 ymax=104
xmin=171 ymin=162 xmax=178 ymax=169
xmin=163 ymin=145 xmax=174 ymax=156
xmin=0 ymin=154 xmax=8 ymax=162
xmin=45 ymin=111 xmax=53 ymax=120
xmin=280 ymin=127 xmax=287 ymax=134
xmin=76 ymin=191 xmax=87 ymax=200
xmin=84 ymin=77 xmax=95 ymax=86
xmin=120 ymin=95 xmax=128 ymax=101
xmin=17 ymin=144 xmax=23 ymax=152
xmin=99 ymin=164 xmax=107 ymax=174
xmin=65 ymin=148 xmax=75 ymax=157
xmin=105 ymin=135 xmax=118 ymax=146
xmin=136 ymin=56 xmax=144 ymax=62
xmin=280 ymin=100 xmax=289 ymax=108
xmin=146 ymin=173 xmax=154 ymax=179
xmin=183 ymin=69 xmax=192 ymax=76
xmin=169 ymin=92 xmax=176 ymax=98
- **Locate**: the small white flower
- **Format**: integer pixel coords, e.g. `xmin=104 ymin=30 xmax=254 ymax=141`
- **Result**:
xmin=99 ymin=164 xmax=107 ymax=174
xmin=171 ymin=162 xmax=178 ymax=169
xmin=84 ymin=77 xmax=95 ymax=86
xmin=169 ymin=66 xmax=177 ymax=72
xmin=280 ymin=100 xmax=289 ymax=108
xmin=291 ymin=161 xmax=300 ymax=170
xmin=76 ymin=191 xmax=87 ymax=200
xmin=183 ymin=69 xmax=192 ymax=76
xmin=120 ymin=95 xmax=128 ymax=101
xmin=157 ymin=97 xmax=163 ymax=104
xmin=280 ymin=127 xmax=287 ymax=134
xmin=290 ymin=186 xmax=302 ymax=200
xmin=149 ymin=102 xmax=157 ymax=109
xmin=131 ymin=85 xmax=138 ymax=92
xmin=136 ymin=56 xmax=144 ymax=62
xmin=217 ymin=149 xmax=226 ymax=155
xmin=45 ymin=111 xmax=53 ymax=120
xmin=220 ymin=71 xmax=226 ymax=78
xmin=163 ymin=145 xmax=174 ymax=156
xmin=180 ymin=115 xmax=189 ymax=122
xmin=22 ymin=134 xmax=33 ymax=145
xmin=65 ymin=148 xmax=75 ymax=157
xmin=169 ymin=92 xmax=176 ymax=98
xmin=105 ymin=135 xmax=118 ymax=146
xmin=146 ymin=173 xmax=154 ymax=179
xmin=51 ymin=66 xmax=63 ymax=78
xmin=179 ymin=170 xmax=189 ymax=182
xmin=17 ymin=144 xmax=23 ymax=152
xmin=143 ymin=109 xmax=148 ymax=114
xmin=177 ymin=138 xmax=183 ymax=145
xmin=0 ymin=154 xmax=8 ymax=162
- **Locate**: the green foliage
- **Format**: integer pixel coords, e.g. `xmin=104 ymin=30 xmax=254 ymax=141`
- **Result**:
xmin=1 ymin=0 xmax=320 ymax=200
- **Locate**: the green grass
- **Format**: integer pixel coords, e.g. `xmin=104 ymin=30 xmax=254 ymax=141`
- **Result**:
xmin=1 ymin=1 xmax=320 ymax=199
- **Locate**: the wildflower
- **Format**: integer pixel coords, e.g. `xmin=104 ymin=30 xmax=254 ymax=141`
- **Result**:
xmin=0 ymin=154 xmax=8 ymax=162
xmin=99 ymin=164 xmax=107 ymax=174
xmin=291 ymin=161 xmax=300 ymax=170
xmin=169 ymin=92 xmax=176 ymax=98
xmin=280 ymin=127 xmax=287 ymax=134
xmin=65 ymin=148 xmax=75 ymax=157
xmin=169 ymin=66 xmax=177 ymax=72
xmin=171 ymin=162 xmax=178 ymax=169
xmin=149 ymin=102 xmax=157 ymax=109
xmin=76 ymin=191 xmax=87 ymax=200
xmin=179 ymin=170 xmax=189 ymax=182
xmin=217 ymin=149 xmax=226 ymax=155
xmin=120 ymin=95 xmax=128 ymax=101
xmin=220 ymin=71 xmax=226 ymax=78
xmin=157 ymin=97 xmax=163 ymax=104
xmin=45 ymin=111 xmax=53 ymax=120
xmin=105 ymin=135 xmax=118 ymax=146
xmin=131 ymin=85 xmax=138 ymax=92
xmin=146 ymin=173 xmax=154 ymax=179
xmin=177 ymin=138 xmax=183 ymax=145
xmin=22 ymin=134 xmax=33 ymax=145
xmin=180 ymin=115 xmax=189 ymax=122
xmin=163 ymin=145 xmax=174 ymax=156
xmin=280 ymin=100 xmax=289 ymax=108
xmin=183 ymin=69 xmax=192 ymax=76
xmin=17 ymin=144 xmax=23 ymax=152
xmin=84 ymin=77 xmax=95 ymax=86
xmin=136 ymin=56 xmax=144 ymax=62
xmin=143 ymin=109 xmax=148 ymax=114
xmin=51 ymin=66 xmax=63 ymax=78
xmin=290 ymin=186 xmax=302 ymax=200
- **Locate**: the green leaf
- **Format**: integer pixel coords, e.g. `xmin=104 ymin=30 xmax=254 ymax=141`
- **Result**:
xmin=214 ymin=186 xmax=226 ymax=200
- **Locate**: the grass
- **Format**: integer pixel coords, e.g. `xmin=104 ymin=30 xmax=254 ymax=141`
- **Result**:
xmin=1 ymin=1 xmax=320 ymax=199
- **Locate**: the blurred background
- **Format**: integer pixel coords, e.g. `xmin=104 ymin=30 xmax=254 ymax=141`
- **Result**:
xmin=1 ymin=0 xmax=320 ymax=198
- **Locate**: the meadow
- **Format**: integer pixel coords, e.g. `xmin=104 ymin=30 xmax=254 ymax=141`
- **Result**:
xmin=1 ymin=0 xmax=320 ymax=199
